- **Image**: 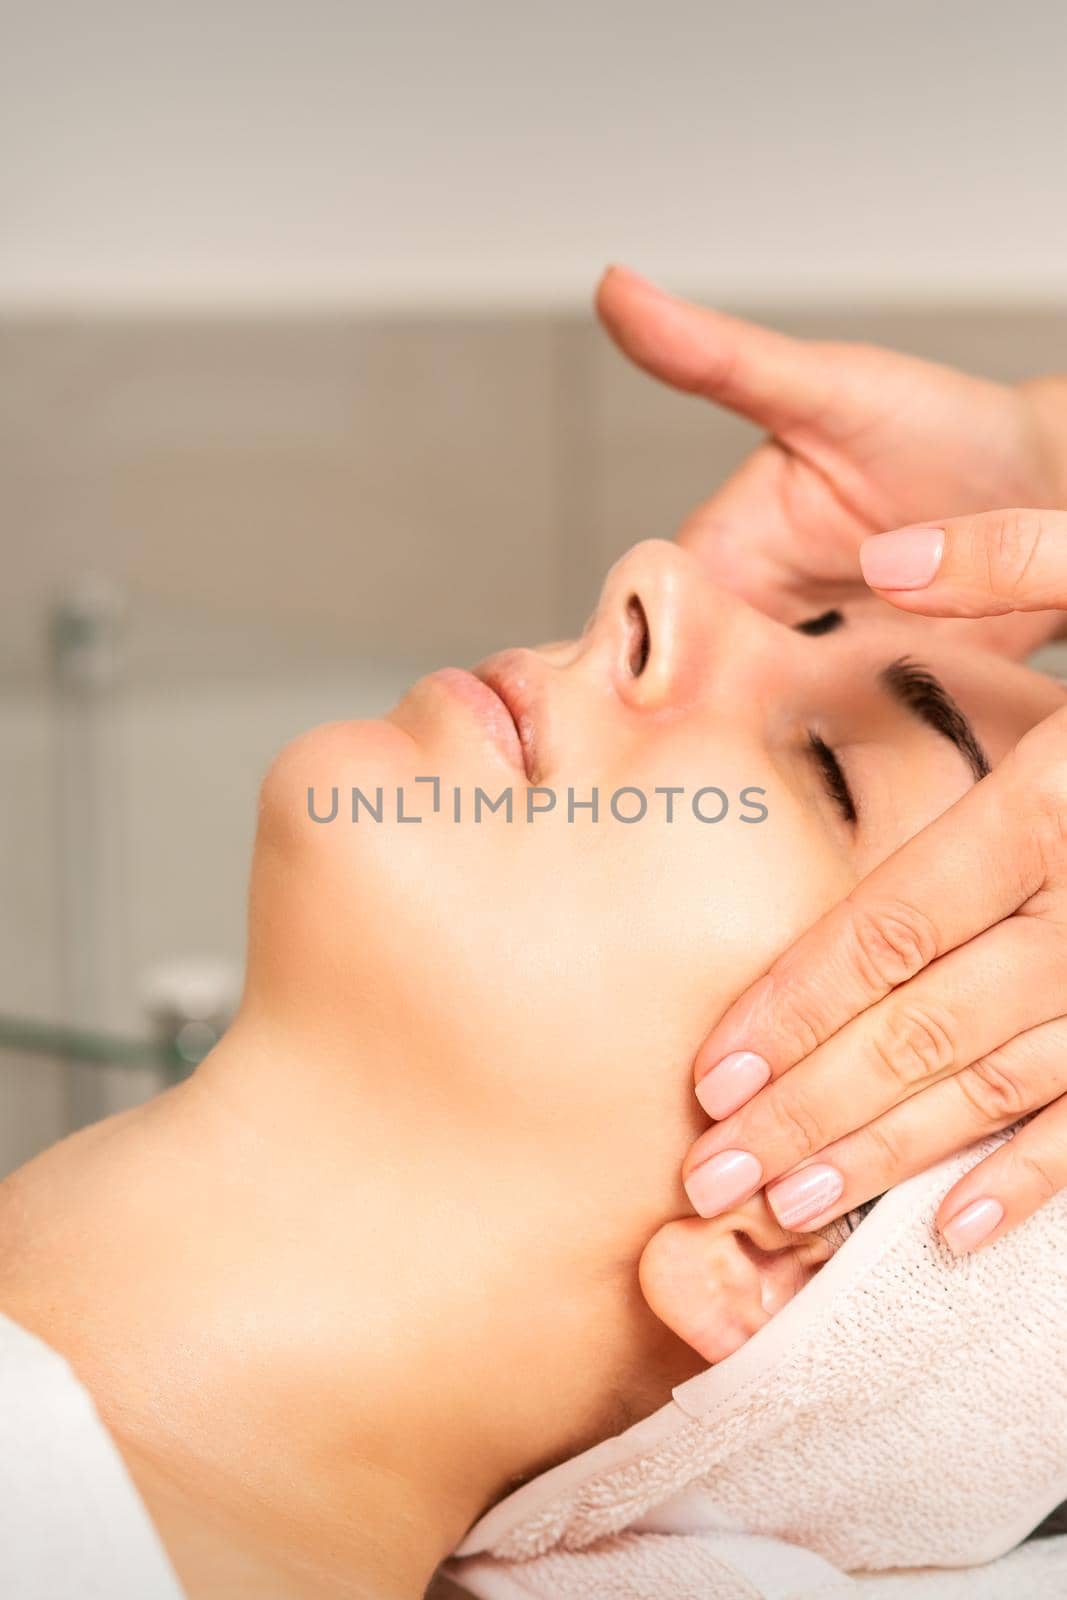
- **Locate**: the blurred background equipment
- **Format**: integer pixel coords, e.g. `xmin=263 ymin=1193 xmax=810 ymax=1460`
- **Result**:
xmin=1 ymin=0 xmax=1065 ymax=1172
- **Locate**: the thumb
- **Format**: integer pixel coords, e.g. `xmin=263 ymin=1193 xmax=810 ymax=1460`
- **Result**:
xmin=595 ymin=264 xmax=832 ymax=434
xmin=860 ymin=509 xmax=1067 ymax=617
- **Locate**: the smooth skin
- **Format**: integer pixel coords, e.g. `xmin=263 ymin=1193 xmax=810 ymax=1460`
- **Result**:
xmin=595 ymin=268 xmax=1067 ymax=1256
xmin=1 ymin=540 xmax=1062 ymax=1599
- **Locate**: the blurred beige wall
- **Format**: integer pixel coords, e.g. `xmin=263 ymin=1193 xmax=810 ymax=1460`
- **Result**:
xmin=2 ymin=0 xmax=1067 ymax=309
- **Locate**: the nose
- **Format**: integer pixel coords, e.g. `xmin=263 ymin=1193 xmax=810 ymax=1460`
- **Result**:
xmin=591 ymin=539 xmax=786 ymax=712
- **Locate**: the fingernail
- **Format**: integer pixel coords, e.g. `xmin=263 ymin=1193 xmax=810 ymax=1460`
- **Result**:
xmin=696 ymin=1051 xmax=771 ymax=1119
xmin=859 ymin=525 xmax=945 ymax=590
xmin=767 ymin=1164 xmax=845 ymax=1229
xmin=684 ymin=1150 xmax=762 ymax=1218
xmin=941 ymin=1197 xmax=1004 ymax=1255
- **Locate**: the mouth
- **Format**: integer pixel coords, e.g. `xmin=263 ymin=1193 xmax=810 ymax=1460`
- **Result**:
xmin=472 ymin=651 xmax=541 ymax=783
xmin=423 ymin=667 xmax=528 ymax=778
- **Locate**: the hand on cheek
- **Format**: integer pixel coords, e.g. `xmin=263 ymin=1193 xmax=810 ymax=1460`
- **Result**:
xmin=681 ymin=640 xmax=1067 ymax=1253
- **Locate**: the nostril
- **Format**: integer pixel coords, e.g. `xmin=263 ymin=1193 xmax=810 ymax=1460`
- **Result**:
xmin=626 ymin=594 xmax=650 ymax=676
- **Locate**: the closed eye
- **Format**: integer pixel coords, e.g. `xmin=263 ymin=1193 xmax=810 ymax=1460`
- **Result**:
xmin=807 ymin=732 xmax=857 ymax=825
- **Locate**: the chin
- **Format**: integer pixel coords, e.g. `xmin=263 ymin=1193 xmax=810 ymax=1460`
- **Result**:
xmin=257 ymin=716 xmax=416 ymax=842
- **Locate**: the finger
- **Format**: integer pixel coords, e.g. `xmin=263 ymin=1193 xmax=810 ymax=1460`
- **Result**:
xmin=673 ymin=441 xmax=873 ymax=609
xmin=938 ymin=1091 xmax=1067 ymax=1253
xmin=766 ymin=1017 xmax=1067 ymax=1232
xmin=682 ymin=915 xmax=1067 ymax=1216
xmin=860 ymin=508 xmax=1067 ymax=617
xmin=693 ymin=744 xmax=1052 ymax=1115
xmin=671 ymin=444 xmax=832 ymax=616
xmin=595 ymin=265 xmax=833 ymax=434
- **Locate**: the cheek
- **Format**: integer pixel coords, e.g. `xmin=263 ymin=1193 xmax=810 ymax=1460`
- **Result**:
xmin=245 ymin=718 xmax=852 ymax=1211
xmin=695 ymin=808 xmax=852 ymax=1011
xmin=595 ymin=730 xmax=855 ymax=1038
xmin=414 ymin=751 xmax=856 ymax=1125
xmin=610 ymin=791 xmax=852 ymax=1055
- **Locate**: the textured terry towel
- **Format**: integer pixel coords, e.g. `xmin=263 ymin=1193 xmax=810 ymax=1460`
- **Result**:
xmin=447 ymin=1137 xmax=1067 ymax=1598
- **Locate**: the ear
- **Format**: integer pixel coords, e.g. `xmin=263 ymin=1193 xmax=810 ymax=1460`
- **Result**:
xmin=638 ymin=1199 xmax=833 ymax=1366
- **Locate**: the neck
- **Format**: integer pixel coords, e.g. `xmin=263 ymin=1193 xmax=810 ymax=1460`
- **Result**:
xmin=0 ymin=1016 xmax=666 ymax=1599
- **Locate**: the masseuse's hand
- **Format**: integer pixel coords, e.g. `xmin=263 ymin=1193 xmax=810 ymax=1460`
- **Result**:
xmin=596 ymin=266 xmax=1067 ymax=658
xmin=682 ymin=507 xmax=1067 ymax=1254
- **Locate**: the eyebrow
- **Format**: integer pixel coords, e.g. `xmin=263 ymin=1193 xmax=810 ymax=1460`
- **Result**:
xmin=793 ymin=610 xmax=991 ymax=782
xmin=879 ymin=656 xmax=990 ymax=781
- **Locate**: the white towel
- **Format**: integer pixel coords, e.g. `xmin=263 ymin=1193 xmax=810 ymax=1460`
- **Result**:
xmin=449 ymin=1533 xmax=1067 ymax=1598
xmin=447 ymin=1136 xmax=1067 ymax=1598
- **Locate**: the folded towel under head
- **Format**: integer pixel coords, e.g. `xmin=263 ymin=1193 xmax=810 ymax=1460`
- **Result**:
xmin=448 ymin=1136 xmax=1067 ymax=1598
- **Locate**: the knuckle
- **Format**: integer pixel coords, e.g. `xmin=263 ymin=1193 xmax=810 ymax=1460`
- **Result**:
xmin=699 ymin=336 xmax=745 ymax=404
xmin=771 ymin=1091 xmax=828 ymax=1162
xmin=1012 ymin=703 xmax=1067 ymax=780
xmin=979 ymin=509 xmax=1047 ymax=602
xmin=857 ymin=1118 xmax=903 ymax=1179
xmin=1026 ymin=731 xmax=1067 ymax=869
xmin=1011 ymin=1146 xmax=1060 ymax=1204
xmin=846 ymin=898 xmax=940 ymax=995
xmin=958 ymin=1048 xmax=1033 ymax=1124
xmin=1038 ymin=795 xmax=1067 ymax=876
xmin=771 ymin=992 xmax=827 ymax=1061
xmin=869 ymin=1001 xmax=957 ymax=1091
xmin=754 ymin=971 xmax=826 ymax=1060
xmin=996 ymin=716 xmax=1067 ymax=882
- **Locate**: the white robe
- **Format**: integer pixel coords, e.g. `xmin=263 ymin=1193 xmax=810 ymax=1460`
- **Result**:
xmin=0 ymin=1310 xmax=183 ymax=1598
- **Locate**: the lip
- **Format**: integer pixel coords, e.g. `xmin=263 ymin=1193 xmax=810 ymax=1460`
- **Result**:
xmin=424 ymin=667 xmax=528 ymax=777
xmin=472 ymin=650 xmax=543 ymax=783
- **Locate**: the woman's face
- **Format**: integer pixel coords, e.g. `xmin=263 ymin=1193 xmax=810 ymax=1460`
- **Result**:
xmin=246 ymin=540 xmax=1066 ymax=1248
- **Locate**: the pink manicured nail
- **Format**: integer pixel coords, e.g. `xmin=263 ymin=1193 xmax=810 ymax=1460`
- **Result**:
xmin=859 ymin=526 xmax=945 ymax=590
xmin=767 ymin=1164 xmax=845 ymax=1229
xmin=684 ymin=1150 xmax=762 ymax=1218
xmin=941 ymin=1197 xmax=1004 ymax=1255
xmin=696 ymin=1051 xmax=771 ymax=1119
